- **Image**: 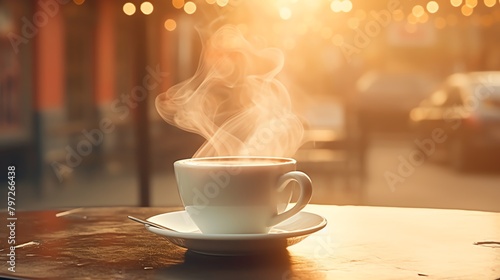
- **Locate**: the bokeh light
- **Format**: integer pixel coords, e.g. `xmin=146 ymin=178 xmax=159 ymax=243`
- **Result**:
xmin=484 ymin=0 xmax=496 ymax=7
xmin=206 ymin=0 xmax=216 ymax=4
xmin=172 ymin=0 xmax=184 ymax=9
xmin=342 ymin=0 xmax=353 ymax=12
xmin=140 ymin=2 xmax=154 ymax=15
xmin=330 ymin=0 xmax=352 ymax=13
xmin=450 ymin=0 xmax=463 ymax=7
xmin=412 ymin=5 xmax=425 ymax=18
xmin=279 ymin=7 xmax=292 ymax=20
xmin=330 ymin=0 xmax=342 ymax=12
xmin=426 ymin=1 xmax=439 ymax=14
xmin=164 ymin=19 xmax=177 ymax=31
xmin=461 ymin=5 xmax=473 ymax=16
xmin=73 ymin=0 xmax=85 ymax=5
xmin=419 ymin=12 xmax=429 ymax=23
xmin=407 ymin=13 xmax=418 ymax=24
xmin=184 ymin=1 xmax=197 ymax=14
xmin=465 ymin=0 xmax=478 ymax=8
xmin=216 ymin=0 xmax=229 ymax=7
xmin=123 ymin=2 xmax=136 ymax=16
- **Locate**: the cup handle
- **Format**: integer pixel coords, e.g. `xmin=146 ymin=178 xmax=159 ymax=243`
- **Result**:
xmin=268 ymin=171 xmax=312 ymax=227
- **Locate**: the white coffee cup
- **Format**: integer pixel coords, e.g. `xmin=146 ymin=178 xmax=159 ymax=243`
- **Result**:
xmin=174 ymin=156 xmax=312 ymax=234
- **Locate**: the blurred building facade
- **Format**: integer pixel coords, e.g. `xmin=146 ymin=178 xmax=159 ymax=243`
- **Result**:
xmin=0 ymin=0 xmax=205 ymax=188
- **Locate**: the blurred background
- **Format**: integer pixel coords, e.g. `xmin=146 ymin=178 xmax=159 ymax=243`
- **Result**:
xmin=1 ymin=0 xmax=499 ymax=211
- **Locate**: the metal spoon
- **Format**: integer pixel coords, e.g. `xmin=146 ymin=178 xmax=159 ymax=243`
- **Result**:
xmin=128 ymin=216 xmax=178 ymax=232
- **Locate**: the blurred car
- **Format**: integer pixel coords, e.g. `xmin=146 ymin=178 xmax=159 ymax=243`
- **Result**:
xmin=410 ymin=72 xmax=500 ymax=171
xmin=356 ymin=71 xmax=437 ymax=132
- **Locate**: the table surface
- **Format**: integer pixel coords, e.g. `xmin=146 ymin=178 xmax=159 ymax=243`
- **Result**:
xmin=0 ymin=204 xmax=499 ymax=280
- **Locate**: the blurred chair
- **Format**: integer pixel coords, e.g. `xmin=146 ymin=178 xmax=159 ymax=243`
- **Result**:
xmin=295 ymin=100 xmax=364 ymax=188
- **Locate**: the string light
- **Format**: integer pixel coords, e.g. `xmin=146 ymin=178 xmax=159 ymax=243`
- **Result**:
xmin=343 ymin=0 xmax=353 ymax=12
xmin=465 ymin=0 xmax=477 ymax=8
xmin=426 ymin=1 xmax=439 ymax=14
xmin=484 ymin=0 xmax=496 ymax=7
xmin=123 ymin=3 xmax=136 ymax=16
xmin=184 ymin=1 xmax=196 ymax=14
xmin=450 ymin=0 xmax=462 ymax=7
xmin=407 ymin=13 xmax=418 ymax=24
xmin=412 ymin=5 xmax=425 ymax=18
xmin=216 ymin=0 xmax=229 ymax=7
xmin=172 ymin=0 xmax=184 ymax=9
xmin=330 ymin=0 xmax=342 ymax=12
xmin=461 ymin=5 xmax=473 ymax=16
xmin=140 ymin=2 xmax=154 ymax=15
xmin=164 ymin=19 xmax=177 ymax=31
xmin=330 ymin=0 xmax=352 ymax=13
xmin=419 ymin=12 xmax=429 ymax=23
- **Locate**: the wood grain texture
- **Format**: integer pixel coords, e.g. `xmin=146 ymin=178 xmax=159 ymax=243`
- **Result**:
xmin=0 ymin=205 xmax=499 ymax=279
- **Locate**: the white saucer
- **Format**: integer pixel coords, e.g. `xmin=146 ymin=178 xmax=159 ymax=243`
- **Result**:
xmin=145 ymin=210 xmax=327 ymax=255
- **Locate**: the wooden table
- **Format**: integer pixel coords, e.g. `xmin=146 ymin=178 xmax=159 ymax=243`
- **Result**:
xmin=1 ymin=205 xmax=499 ymax=279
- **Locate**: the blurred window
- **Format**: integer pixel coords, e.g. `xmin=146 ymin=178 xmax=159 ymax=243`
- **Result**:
xmin=64 ymin=3 xmax=95 ymax=122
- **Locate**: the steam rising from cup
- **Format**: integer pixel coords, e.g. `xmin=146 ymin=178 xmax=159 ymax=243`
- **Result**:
xmin=155 ymin=25 xmax=304 ymax=157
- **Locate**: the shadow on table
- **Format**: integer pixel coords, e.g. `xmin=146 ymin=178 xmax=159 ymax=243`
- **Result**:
xmin=155 ymin=249 xmax=323 ymax=280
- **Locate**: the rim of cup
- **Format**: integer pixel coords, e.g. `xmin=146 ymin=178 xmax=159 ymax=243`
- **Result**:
xmin=175 ymin=156 xmax=296 ymax=166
